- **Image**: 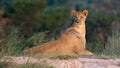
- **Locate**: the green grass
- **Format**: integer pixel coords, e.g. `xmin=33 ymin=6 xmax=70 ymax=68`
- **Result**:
xmin=49 ymin=55 xmax=80 ymax=59
xmin=0 ymin=31 xmax=49 ymax=56
xmin=0 ymin=61 xmax=10 ymax=68
xmin=21 ymin=63 xmax=55 ymax=68
xmin=87 ymin=30 xmax=120 ymax=58
xmin=0 ymin=61 xmax=55 ymax=68
xmin=104 ymin=31 xmax=120 ymax=56
xmin=0 ymin=61 xmax=17 ymax=68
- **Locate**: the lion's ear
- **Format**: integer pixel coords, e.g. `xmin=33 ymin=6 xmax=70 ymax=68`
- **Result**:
xmin=71 ymin=10 xmax=76 ymax=16
xmin=82 ymin=10 xmax=88 ymax=16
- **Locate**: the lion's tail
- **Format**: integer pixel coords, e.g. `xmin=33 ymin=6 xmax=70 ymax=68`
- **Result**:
xmin=84 ymin=50 xmax=93 ymax=55
xmin=78 ymin=50 xmax=93 ymax=55
xmin=23 ymin=48 xmax=33 ymax=55
xmin=23 ymin=45 xmax=42 ymax=55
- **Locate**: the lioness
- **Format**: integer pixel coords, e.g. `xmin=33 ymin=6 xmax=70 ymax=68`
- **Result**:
xmin=23 ymin=10 xmax=93 ymax=56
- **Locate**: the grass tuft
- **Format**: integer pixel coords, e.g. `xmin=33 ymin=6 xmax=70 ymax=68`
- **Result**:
xmin=104 ymin=30 xmax=120 ymax=56
xmin=21 ymin=63 xmax=55 ymax=68
xmin=49 ymin=55 xmax=79 ymax=59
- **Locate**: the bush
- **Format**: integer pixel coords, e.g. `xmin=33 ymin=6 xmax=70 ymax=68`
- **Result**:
xmin=3 ymin=0 xmax=47 ymax=38
xmin=38 ymin=7 xmax=70 ymax=33
xmin=4 ymin=0 xmax=70 ymax=38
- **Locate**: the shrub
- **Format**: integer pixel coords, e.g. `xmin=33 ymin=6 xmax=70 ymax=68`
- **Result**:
xmin=38 ymin=7 xmax=70 ymax=33
xmin=3 ymin=0 xmax=47 ymax=38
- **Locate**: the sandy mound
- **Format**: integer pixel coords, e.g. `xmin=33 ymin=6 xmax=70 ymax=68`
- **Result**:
xmin=0 ymin=56 xmax=120 ymax=68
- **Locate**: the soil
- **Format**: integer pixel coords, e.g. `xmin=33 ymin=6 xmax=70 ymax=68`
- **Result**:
xmin=0 ymin=56 xmax=120 ymax=68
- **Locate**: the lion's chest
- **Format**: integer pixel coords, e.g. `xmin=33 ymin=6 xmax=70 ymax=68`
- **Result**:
xmin=74 ymin=25 xmax=86 ymax=38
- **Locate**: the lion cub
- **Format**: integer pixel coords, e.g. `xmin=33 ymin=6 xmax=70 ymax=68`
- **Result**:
xmin=23 ymin=10 xmax=93 ymax=56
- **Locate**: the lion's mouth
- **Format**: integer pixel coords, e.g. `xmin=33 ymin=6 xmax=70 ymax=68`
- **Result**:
xmin=75 ymin=19 xmax=80 ymax=23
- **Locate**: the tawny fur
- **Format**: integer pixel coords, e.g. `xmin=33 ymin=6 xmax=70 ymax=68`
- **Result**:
xmin=23 ymin=10 xmax=93 ymax=56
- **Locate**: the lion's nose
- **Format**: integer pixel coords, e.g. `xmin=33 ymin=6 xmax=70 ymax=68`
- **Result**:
xmin=75 ymin=16 xmax=78 ymax=20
